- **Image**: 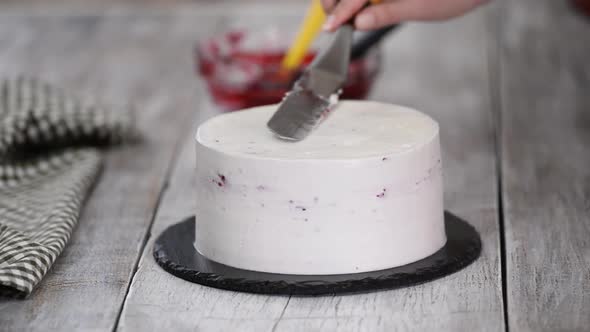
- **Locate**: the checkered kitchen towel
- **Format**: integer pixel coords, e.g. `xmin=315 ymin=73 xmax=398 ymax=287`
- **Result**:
xmin=0 ymin=77 xmax=135 ymax=297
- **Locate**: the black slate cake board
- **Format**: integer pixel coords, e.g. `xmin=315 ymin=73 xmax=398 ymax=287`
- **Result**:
xmin=154 ymin=212 xmax=481 ymax=296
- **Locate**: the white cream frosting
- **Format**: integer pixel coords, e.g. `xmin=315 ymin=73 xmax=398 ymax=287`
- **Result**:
xmin=194 ymin=101 xmax=446 ymax=275
xmin=197 ymin=101 xmax=438 ymax=160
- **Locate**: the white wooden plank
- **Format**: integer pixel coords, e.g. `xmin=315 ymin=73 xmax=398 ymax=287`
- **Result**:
xmin=118 ymin=8 xmax=307 ymax=332
xmin=120 ymin=5 xmax=504 ymax=332
xmin=499 ymin=0 xmax=590 ymax=330
xmin=119 ymin=126 xmax=291 ymax=332
xmin=273 ymin=6 xmax=504 ymax=332
xmin=0 ymin=2 xmax=308 ymax=19
xmin=0 ymin=14 xmax=215 ymax=331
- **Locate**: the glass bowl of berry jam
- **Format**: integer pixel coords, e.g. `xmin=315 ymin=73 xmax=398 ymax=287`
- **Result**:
xmin=195 ymin=27 xmax=381 ymax=111
xmin=572 ymin=0 xmax=590 ymax=16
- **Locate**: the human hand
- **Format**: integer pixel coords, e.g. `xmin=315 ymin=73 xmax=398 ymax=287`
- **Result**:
xmin=321 ymin=0 xmax=489 ymax=31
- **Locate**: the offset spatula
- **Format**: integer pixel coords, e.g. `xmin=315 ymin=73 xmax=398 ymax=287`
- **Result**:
xmin=267 ymin=24 xmax=354 ymax=141
xmin=267 ymin=22 xmax=400 ymax=141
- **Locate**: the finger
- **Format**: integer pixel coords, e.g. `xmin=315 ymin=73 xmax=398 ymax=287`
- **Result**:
xmin=320 ymin=0 xmax=338 ymax=13
xmin=354 ymin=1 xmax=420 ymax=30
xmin=355 ymin=0 xmax=489 ymax=29
xmin=323 ymin=0 xmax=368 ymax=31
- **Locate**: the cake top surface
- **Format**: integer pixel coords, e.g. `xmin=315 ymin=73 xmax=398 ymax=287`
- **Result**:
xmin=196 ymin=101 xmax=438 ymax=160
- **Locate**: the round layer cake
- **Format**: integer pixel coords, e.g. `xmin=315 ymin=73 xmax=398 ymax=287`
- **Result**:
xmin=194 ymin=101 xmax=445 ymax=275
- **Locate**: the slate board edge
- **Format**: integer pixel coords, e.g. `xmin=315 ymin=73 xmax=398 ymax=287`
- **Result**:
xmin=153 ymin=212 xmax=482 ymax=296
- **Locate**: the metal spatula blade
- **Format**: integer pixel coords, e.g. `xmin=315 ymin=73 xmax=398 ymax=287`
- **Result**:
xmin=267 ymin=25 xmax=354 ymax=141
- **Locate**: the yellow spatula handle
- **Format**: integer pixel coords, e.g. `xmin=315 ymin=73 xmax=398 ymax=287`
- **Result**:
xmin=281 ymin=0 xmax=326 ymax=71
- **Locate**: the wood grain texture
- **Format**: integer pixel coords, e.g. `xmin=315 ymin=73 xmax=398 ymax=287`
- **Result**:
xmin=499 ymin=0 xmax=590 ymax=330
xmin=119 ymin=5 xmax=504 ymax=331
xmin=0 ymin=13 xmax=213 ymax=331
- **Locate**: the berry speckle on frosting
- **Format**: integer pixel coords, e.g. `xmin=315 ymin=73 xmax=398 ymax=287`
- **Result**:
xmin=212 ymin=173 xmax=227 ymax=187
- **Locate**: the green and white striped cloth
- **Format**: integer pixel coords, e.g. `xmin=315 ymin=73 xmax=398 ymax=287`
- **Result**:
xmin=0 ymin=77 xmax=134 ymax=297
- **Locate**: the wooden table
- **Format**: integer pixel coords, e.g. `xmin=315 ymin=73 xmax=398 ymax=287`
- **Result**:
xmin=0 ymin=0 xmax=588 ymax=331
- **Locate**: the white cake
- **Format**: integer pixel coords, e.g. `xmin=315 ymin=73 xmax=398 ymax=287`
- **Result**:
xmin=194 ymin=101 xmax=445 ymax=275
